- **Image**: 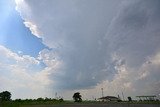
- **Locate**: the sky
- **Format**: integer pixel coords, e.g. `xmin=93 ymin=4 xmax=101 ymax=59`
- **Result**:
xmin=0 ymin=0 xmax=160 ymax=100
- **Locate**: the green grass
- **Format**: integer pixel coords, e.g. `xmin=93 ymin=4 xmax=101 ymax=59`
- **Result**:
xmin=0 ymin=100 xmax=160 ymax=107
xmin=0 ymin=100 xmax=66 ymax=107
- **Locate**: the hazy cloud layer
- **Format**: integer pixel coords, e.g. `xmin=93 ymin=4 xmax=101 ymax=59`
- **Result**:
xmin=15 ymin=0 xmax=160 ymax=98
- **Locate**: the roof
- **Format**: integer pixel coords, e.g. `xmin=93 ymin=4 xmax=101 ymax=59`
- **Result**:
xmin=99 ymin=96 xmax=119 ymax=99
xmin=136 ymin=95 xmax=156 ymax=97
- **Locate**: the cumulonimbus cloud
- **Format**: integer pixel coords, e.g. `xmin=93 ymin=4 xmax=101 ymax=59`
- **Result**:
xmin=15 ymin=0 xmax=160 ymax=97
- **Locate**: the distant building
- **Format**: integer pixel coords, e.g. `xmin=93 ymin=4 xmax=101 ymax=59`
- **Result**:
xmin=98 ymin=96 xmax=121 ymax=102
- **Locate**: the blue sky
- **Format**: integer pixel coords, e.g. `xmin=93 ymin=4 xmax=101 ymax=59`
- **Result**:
xmin=0 ymin=0 xmax=46 ymax=57
xmin=0 ymin=0 xmax=49 ymax=99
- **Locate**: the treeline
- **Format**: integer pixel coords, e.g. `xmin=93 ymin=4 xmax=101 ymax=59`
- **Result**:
xmin=0 ymin=90 xmax=64 ymax=103
xmin=0 ymin=91 xmax=65 ymax=107
xmin=0 ymin=98 xmax=64 ymax=107
xmin=14 ymin=97 xmax=64 ymax=103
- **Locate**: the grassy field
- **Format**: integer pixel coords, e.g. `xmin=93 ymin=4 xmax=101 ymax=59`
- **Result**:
xmin=0 ymin=100 xmax=160 ymax=107
xmin=23 ymin=103 xmax=160 ymax=107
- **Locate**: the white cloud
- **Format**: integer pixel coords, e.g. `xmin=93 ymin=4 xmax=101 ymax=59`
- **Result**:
xmin=38 ymin=49 xmax=61 ymax=68
xmin=15 ymin=0 xmax=31 ymax=19
xmin=24 ymin=21 xmax=41 ymax=38
xmin=0 ymin=45 xmax=39 ymax=67
xmin=0 ymin=45 xmax=51 ymax=99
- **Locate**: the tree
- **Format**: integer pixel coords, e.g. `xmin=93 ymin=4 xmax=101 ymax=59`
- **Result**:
xmin=128 ymin=96 xmax=132 ymax=102
xmin=37 ymin=97 xmax=44 ymax=101
xmin=0 ymin=91 xmax=11 ymax=101
xmin=73 ymin=92 xmax=82 ymax=102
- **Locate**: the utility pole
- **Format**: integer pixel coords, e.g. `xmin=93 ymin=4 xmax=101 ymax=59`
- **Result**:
xmin=55 ymin=92 xmax=57 ymax=99
xmin=122 ymin=91 xmax=125 ymax=101
xmin=118 ymin=94 xmax=120 ymax=99
xmin=101 ymin=88 xmax=104 ymax=97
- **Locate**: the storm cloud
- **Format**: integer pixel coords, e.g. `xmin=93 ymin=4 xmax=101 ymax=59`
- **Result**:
xmin=16 ymin=0 xmax=160 ymax=98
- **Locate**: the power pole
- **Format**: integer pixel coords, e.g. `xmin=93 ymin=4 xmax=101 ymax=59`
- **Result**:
xmin=55 ymin=92 xmax=57 ymax=99
xmin=122 ymin=91 xmax=125 ymax=101
xmin=101 ymin=88 xmax=104 ymax=97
